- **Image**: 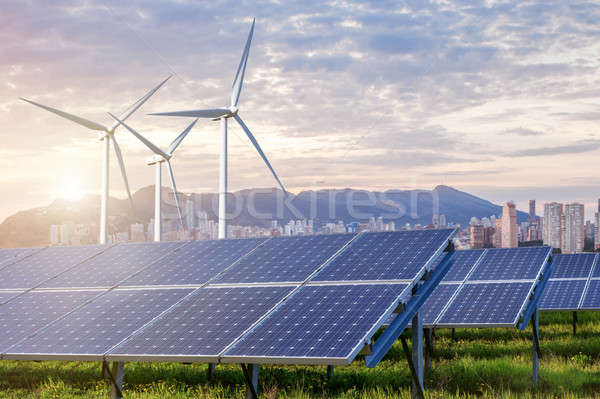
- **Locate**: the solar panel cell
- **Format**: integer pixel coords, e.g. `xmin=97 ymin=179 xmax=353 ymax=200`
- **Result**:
xmin=580 ymin=280 xmax=600 ymax=309
xmin=551 ymin=253 xmax=596 ymax=279
xmin=312 ymin=229 xmax=453 ymax=282
xmin=123 ymin=238 xmax=266 ymax=286
xmin=468 ymin=247 xmax=551 ymax=281
xmin=0 ymin=245 xmax=106 ymax=290
xmin=0 ymin=290 xmax=99 ymax=352
xmin=0 ymin=247 xmax=40 ymax=268
xmin=538 ymin=280 xmax=586 ymax=310
xmin=441 ymin=250 xmax=484 ymax=282
xmin=109 ymin=286 xmax=293 ymax=360
xmin=214 ymin=234 xmax=356 ymax=284
xmin=437 ymin=282 xmax=532 ymax=326
xmin=40 ymin=241 xmax=184 ymax=288
xmin=224 ymin=284 xmax=409 ymax=363
xmin=7 ymin=288 xmax=193 ymax=358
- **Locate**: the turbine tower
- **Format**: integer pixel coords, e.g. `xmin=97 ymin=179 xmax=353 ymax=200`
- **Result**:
xmin=108 ymin=113 xmax=198 ymax=242
xmin=21 ymin=76 xmax=171 ymax=244
xmin=150 ymin=19 xmax=286 ymax=239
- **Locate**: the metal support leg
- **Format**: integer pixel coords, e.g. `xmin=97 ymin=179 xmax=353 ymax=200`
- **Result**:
xmin=532 ymin=308 xmax=540 ymax=387
xmin=241 ymin=364 xmax=258 ymax=399
xmin=451 ymin=327 xmax=456 ymax=341
xmin=327 ymin=365 xmax=334 ymax=380
xmin=412 ymin=312 xmax=424 ymax=399
xmin=109 ymin=362 xmax=124 ymax=399
xmin=207 ymin=363 xmax=216 ymax=382
xmin=102 ymin=361 xmax=109 ymax=378
xmin=572 ymin=311 xmax=578 ymax=336
xmin=424 ymin=328 xmax=433 ymax=372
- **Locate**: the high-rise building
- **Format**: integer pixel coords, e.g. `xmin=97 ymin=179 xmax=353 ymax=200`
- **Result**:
xmin=561 ymin=203 xmax=584 ymax=254
xmin=529 ymin=200 xmax=536 ymax=221
xmin=501 ymin=202 xmax=518 ymax=248
xmin=493 ymin=218 xmax=503 ymax=248
xmin=543 ymin=202 xmax=563 ymax=249
xmin=439 ymin=214 xmax=447 ymax=228
xmin=50 ymin=225 xmax=60 ymax=245
xmin=469 ymin=217 xmax=484 ymax=248
xmin=595 ymin=212 xmax=600 ymax=250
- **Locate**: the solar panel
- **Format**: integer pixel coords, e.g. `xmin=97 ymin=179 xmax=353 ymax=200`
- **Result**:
xmin=0 ymin=292 xmax=24 ymax=305
xmin=222 ymin=284 xmax=409 ymax=364
xmin=538 ymin=280 xmax=587 ymax=310
xmin=550 ymin=253 xmax=597 ymax=279
xmin=213 ymin=234 xmax=356 ymax=284
xmin=441 ymin=249 xmax=484 ymax=282
xmin=437 ymin=282 xmax=533 ymax=327
xmin=0 ymin=247 xmax=40 ymax=268
xmin=312 ymin=229 xmax=454 ymax=282
xmin=6 ymin=288 xmax=193 ymax=359
xmin=122 ymin=238 xmax=266 ymax=286
xmin=580 ymin=279 xmax=600 ymax=309
xmin=0 ymin=245 xmax=106 ymax=290
xmin=468 ymin=247 xmax=550 ymax=281
xmin=108 ymin=286 xmax=293 ymax=361
xmin=0 ymin=290 xmax=100 ymax=352
xmin=39 ymin=241 xmax=184 ymax=289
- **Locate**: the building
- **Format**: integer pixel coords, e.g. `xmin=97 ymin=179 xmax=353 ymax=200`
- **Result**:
xmin=469 ymin=217 xmax=484 ymax=248
xmin=50 ymin=225 xmax=60 ymax=245
xmin=561 ymin=203 xmax=584 ymax=254
xmin=529 ymin=200 xmax=536 ymax=221
xmin=501 ymin=202 xmax=518 ymax=248
xmin=543 ymin=202 xmax=563 ymax=249
xmin=493 ymin=218 xmax=503 ymax=248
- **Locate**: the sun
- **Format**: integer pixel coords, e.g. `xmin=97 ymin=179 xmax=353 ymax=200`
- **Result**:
xmin=58 ymin=178 xmax=85 ymax=201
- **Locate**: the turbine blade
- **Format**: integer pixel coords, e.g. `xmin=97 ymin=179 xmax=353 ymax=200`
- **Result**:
xmin=166 ymin=160 xmax=185 ymax=229
xmin=149 ymin=109 xmax=230 ymax=118
xmin=107 ymin=113 xmax=169 ymax=159
xmin=20 ymin=98 xmax=107 ymax=131
xmin=233 ymin=114 xmax=287 ymax=196
xmin=109 ymin=75 xmax=172 ymax=131
xmin=230 ymin=18 xmax=255 ymax=107
xmin=111 ymin=134 xmax=135 ymax=212
xmin=168 ymin=118 xmax=198 ymax=155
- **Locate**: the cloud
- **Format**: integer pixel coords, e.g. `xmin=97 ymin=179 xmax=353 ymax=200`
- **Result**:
xmin=505 ymin=140 xmax=600 ymax=157
xmin=500 ymin=127 xmax=544 ymax=136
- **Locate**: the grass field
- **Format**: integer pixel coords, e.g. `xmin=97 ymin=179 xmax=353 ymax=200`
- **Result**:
xmin=0 ymin=311 xmax=599 ymax=398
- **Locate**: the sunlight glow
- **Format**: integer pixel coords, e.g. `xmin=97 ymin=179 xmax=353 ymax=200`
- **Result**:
xmin=57 ymin=178 xmax=85 ymax=201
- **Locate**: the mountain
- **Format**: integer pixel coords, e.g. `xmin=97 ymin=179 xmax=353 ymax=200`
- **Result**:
xmin=0 ymin=185 xmax=527 ymax=248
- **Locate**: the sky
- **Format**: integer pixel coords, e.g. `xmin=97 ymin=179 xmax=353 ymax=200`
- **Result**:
xmin=1 ymin=0 xmax=600 ymax=222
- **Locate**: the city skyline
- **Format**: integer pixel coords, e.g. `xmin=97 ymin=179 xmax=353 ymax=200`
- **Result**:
xmin=2 ymin=1 xmax=600 ymax=222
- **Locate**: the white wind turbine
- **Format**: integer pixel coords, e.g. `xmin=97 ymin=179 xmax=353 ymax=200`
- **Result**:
xmin=108 ymin=113 xmax=197 ymax=242
xmin=21 ymin=76 xmax=171 ymax=244
xmin=150 ymin=19 xmax=287 ymax=239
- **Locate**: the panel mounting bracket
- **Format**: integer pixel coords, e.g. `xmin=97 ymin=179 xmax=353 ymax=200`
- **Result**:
xmin=365 ymin=247 xmax=455 ymax=367
xmin=518 ymin=262 xmax=553 ymax=331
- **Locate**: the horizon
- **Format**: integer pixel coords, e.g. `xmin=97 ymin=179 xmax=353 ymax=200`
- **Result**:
xmin=2 ymin=1 xmax=600 ymax=222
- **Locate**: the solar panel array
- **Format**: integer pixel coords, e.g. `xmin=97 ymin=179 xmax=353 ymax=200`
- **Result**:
xmin=390 ymin=246 xmax=552 ymax=328
xmin=539 ymin=253 xmax=600 ymax=311
xmin=0 ymin=229 xmax=456 ymax=366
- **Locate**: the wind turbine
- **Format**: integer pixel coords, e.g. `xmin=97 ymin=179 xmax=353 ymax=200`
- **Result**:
xmin=21 ymin=76 xmax=171 ymax=244
xmin=108 ymin=113 xmax=197 ymax=242
xmin=150 ymin=19 xmax=286 ymax=239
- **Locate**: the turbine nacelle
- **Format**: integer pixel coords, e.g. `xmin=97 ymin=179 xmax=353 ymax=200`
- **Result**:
xmin=146 ymin=153 xmax=170 ymax=165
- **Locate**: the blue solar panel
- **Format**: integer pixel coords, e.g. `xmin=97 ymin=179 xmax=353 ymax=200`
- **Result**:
xmin=223 ymin=284 xmax=409 ymax=362
xmin=442 ymin=249 xmax=485 ymax=282
xmin=0 ymin=290 xmax=99 ymax=352
xmin=538 ymin=280 xmax=586 ymax=310
xmin=214 ymin=234 xmax=356 ymax=284
xmin=551 ymin=253 xmax=597 ymax=279
xmin=437 ymin=282 xmax=532 ymax=326
xmin=312 ymin=229 xmax=454 ymax=282
xmin=109 ymin=286 xmax=293 ymax=360
xmin=0 ymin=245 xmax=106 ymax=290
xmin=0 ymin=247 xmax=40 ymax=268
xmin=468 ymin=247 xmax=551 ymax=281
xmin=420 ymin=283 xmax=460 ymax=324
xmin=6 ymin=288 xmax=193 ymax=358
xmin=580 ymin=280 xmax=600 ymax=309
xmin=122 ymin=238 xmax=266 ymax=286
xmin=40 ymin=241 xmax=184 ymax=288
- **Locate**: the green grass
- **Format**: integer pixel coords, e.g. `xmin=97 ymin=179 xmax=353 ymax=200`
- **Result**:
xmin=1 ymin=311 xmax=600 ymax=398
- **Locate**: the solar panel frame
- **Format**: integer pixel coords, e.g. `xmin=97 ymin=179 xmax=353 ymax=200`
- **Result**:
xmin=4 ymin=287 xmax=195 ymax=361
xmin=220 ymin=283 xmax=412 ymax=365
xmin=107 ymin=285 xmax=295 ymax=363
xmin=538 ymin=279 xmax=587 ymax=311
